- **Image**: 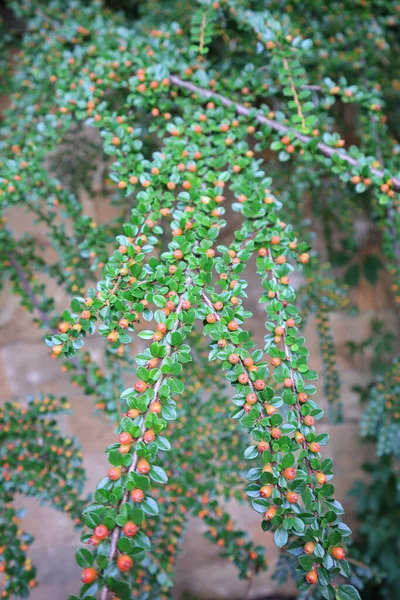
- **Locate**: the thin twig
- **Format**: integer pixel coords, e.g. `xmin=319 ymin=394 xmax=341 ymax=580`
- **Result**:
xmin=100 ymin=274 xmax=193 ymax=600
xmin=244 ymin=570 xmax=254 ymax=600
xmin=282 ymin=57 xmax=307 ymax=130
xmin=170 ymin=75 xmax=400 ymax=190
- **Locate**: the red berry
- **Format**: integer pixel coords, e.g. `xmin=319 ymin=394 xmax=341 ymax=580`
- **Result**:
xmin=227 ymin=320 xmax=239 ymax=331
xmin=94 ymin=524 xmax=108 ymax=540
xmin=257 ymin=441 xmax=269 ymax=452
xmin=135 ymin=380 xmax=147 ymax=393
xmin=123 ymin=522 xmax=138 ymax=537
xmin=254 ymin=379 xmax=265 ymax=390
xmin=309 ymin=442 xmax=320 ymax=453
xmin=117 ymin=554 xmax=133 ymax=571
xmin=108 ymin=467 xmax=121 ymax=481
xmin=286 ymin=491 xmax=298 ymax=503
xmin=259 ymin=485 xmax=272 ymax=498
xmin=305 ymin=569 xmax=318 ymax=584
xmin=143 ymin=429 xmax=155 ymax=444
xmin=131 ymin=488 xmax=145 ymax=503
xmin=283 ymin=468 xmax=296 ymax=480
xmin=246 ymin=393 xmax=257 ymax=404
xmin=137 ymin=458 xmax=150 ymax=474
xmin=271 ymin=427 xmax=282 ymax=439
xmin=263 ymin=505 xmax=277 ymax=520
xmin=118 ymin=432 xmax=132 ymax=445
xmin=304 ymin=542 xmax=315 ymax=555
xmin=107 ymin=331 xmax=118 ymax=343
xmin=331 ymin=547 xmax=345 ymax=560
xmin=81 ymin=567 xmax=97 ymax=584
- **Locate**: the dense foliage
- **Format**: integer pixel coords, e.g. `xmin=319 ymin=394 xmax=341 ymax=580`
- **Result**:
xmin=0 ymin=1 xmax=399 ymax=599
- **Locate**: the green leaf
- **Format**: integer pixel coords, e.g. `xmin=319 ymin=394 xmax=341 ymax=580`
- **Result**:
xmin=75 ymin=548 xmax=93 ymax=568
xmin=274 ymin=527 xmax=288 ymax=548
xmin=142 ymin=497 xmax=159 ymax=516
xmin=336 ymin=585 xmax=361 ymax=600
xmin=150 ymin=465 xmax=168 ymax=483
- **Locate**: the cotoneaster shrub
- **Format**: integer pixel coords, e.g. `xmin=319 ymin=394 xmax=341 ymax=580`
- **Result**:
xmin=0 ymin=1 xmax=399 ymax=600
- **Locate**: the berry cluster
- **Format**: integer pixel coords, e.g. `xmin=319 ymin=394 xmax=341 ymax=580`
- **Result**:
xmin=1 ymin=1 xmax=399 ymax=599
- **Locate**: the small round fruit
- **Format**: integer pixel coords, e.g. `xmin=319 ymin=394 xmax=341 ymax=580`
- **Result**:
xmin=286 ymin=491 xmax=298 ymax=503
xmin=271 ymin=427 xmax=282 ymax=439
xmin=135 ymin=380 xmax=147 ymax=393
xmin=123 ymin=522 xmax=138 ymax=537
xmin=94 ymin=525 xmax=108 ymax=540
xmin=227 ymin=320 xmax=238 ymax=331
xmin=119 ymin=432 xmax=132 ymax=445
xmin=81 ymin=567 xmax=97 ymax=584
xmin=259 ymin=485 xmax=272 ymax=498
xmin=117 ymin=554 xmax=133 ymax=571
xmin=131 ymin=488 xmax=145 ymax=503
xmin=330 ymin=547 xmax=345 ymax=560
xmin=308 ymin=442 xmax=320 ymax=453
xmin=263 ymin=506 xmax=277 ymax=520
xmin=137 ymin=459 xmax=150 ymax=474
xmin=304 ymin=542 xmax=315 ymax=555
xmin=108 ymin=467 xmax=121 ymax=481
xmin=257 ymin=441 xmax=269 ymax=452
xmin=143 ymin=429 xmax=155 ymax=444
xmin=283 ymin=468 xmax=296 ymax=480
xmin=305 ymin=569 xmax=318 ymax=584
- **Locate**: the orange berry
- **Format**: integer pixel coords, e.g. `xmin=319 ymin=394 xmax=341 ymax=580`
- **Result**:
xmin=305 ymin=569 xmax=318 ymax=584
xmin=283 ymin=468 xmax=296 ymax=480
xmin=263 ymin=506 xmax=277 ymax=520
xmin=315 ymin=472 xmax=327 ymax=485
xmin=123 ymin=522 xmax=138 ymax=537
xmin=108 ymin=467 xmax=121 ymax=481
xmin=81 ymin=568 xmax=97 ymax=584
xmin=259 ymin=485 xmax=272 ymax=498
xmin=137 ymin=459 xmax=150 ymax=474
xmin=117 ymin=555 xmax=133 ymax=571
xmin=330 ymin=547 xmax=345 ymax=560
xmin=304 ymin=542 xmax=315 ymax=555
xmin=286 ymin=491 xmax=298 ymax=503
xmin=94 ymin=525 xmax=108 ymax=540
xmin=131 ymin=488 xmax=145 ymax=503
